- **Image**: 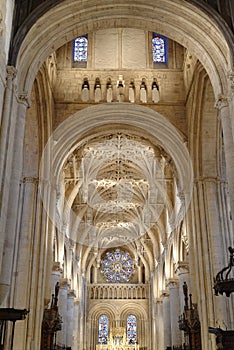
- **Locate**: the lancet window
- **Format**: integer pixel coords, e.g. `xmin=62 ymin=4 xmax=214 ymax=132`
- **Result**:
xmin=127 ymin=315 xmax=137 ymax=344
xmin=152 ymin=33 xmax=167 ymax=63
xmin=73 ymin=35 xmax=88 ymax=62
xmin=98 ymin=314 xmax=109 ymax=344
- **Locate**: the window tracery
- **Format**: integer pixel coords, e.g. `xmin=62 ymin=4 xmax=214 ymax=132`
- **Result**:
xmin=101 ymin=249 xmax=135 ymax=283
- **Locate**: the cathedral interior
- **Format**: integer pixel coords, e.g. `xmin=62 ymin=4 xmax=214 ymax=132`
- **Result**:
xmin=0 ymin=1 xmax=234 ymax=349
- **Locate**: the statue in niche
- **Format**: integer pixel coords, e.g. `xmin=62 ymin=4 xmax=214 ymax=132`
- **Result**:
xmin=117 ymin=75 xmax=125 ymax=102
xmin=152 ymin=80 xmax=160 ymax=103
xmin=106 ymin=80 xmax=113 ymax=103
xmin=129 ymin=81 xmax=135 ymax=103
xmin=81 ymin=79 xmax=90 ymax=102
xmin=140 ymin=81 xmax=147 ymax=103
xmin=94 ymin=79 xmax=102 ymax=103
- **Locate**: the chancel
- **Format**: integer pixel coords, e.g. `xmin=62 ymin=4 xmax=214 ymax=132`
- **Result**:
xmin=0 ymin=1 xmax=234 ymax=350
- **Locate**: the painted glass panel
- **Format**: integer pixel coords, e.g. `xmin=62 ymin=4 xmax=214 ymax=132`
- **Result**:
xmin=127 ymin=315 xmax=137 ymax=344
xmin=101 ymin=249 xmax=135 ymax=283
xmin=152 ymin=34 xmax=166 ymax=63
xmin=98 ymin=314 xmax=109 ymax=344
xmin=73 ymin=36 xmax=88 ymax=62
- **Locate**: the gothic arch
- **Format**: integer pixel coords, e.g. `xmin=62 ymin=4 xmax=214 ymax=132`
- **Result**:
xmin=14 ymin=0 xmax=233 ymax=99
xmin=39 ymin=103 xmax=193 ymax=249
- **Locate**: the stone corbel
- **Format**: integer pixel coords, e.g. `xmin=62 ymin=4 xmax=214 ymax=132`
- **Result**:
xmin=16 ymin=92 xmax=31 ymax=108
xmin=214 ymin=94 xmax=229 ymax=110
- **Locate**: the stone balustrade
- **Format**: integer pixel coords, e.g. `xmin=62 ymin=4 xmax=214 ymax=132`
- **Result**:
xmin=88 ymin=283 xmax=149 ymax=300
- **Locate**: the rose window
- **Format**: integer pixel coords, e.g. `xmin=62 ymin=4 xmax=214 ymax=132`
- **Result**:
xmin=101 ymin=249 xmax=135 ymax=283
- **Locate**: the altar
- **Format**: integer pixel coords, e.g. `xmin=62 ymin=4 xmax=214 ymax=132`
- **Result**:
xmin=96 ymin=327 xmax=139 ymax=350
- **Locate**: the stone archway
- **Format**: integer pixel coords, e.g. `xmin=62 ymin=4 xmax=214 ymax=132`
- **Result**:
xmin=14 ymin=0 xmax=233 ymax=98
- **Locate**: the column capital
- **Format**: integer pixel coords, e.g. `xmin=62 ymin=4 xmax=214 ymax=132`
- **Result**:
xmin=59 ymin=278 xmax=70 ymax=289
xmin=175 ymin=261 xmax=189 ymax=275
xmin=160 ymin=289 xmax=169 ymax=298
xmin=214 ymin=94 xmax=229 ymax=110
xmin=16 ymin=92 xmax=31 ymax=108
xmin=6 ymin=65 xmax=17 ymax=81
xmin=22 ymin=176 xmax=39 ymax=184
xmin=52 ymin=261 xmax=63 ymax=273
xmin=155 ymin=297 xmax=163 ymax=304
xmin=74 ymin=298 xmax=79 ymax=305
xmin=68 ymin=289 xmax=76 ymax=299
xmin=166 ymin=278 xmax=179 ymax=288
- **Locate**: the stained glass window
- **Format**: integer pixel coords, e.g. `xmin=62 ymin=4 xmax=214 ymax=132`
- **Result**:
xmin=73 ymin=36 xmax=88 ymax=62
xmin=152 ymin=34 xmax=167 ymax=63
xmin=98 ymin=314 xmax=109 ymax=344
xmin=101 ymin=249 xmax=135 ymax=283
xmin=127 ymin=315 xmax=137 ymax=344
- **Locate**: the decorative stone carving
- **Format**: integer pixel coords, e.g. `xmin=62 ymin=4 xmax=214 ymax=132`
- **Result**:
xmin=214 ymin=94 xmax=229 ymax=110
xmin=17 ymin=92 xmax=31 ymax=107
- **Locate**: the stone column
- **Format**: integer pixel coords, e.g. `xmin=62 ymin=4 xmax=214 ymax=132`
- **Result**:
xmin=11 ymin=176 xmax=38 ymax=349
xmin=167 ymin=278 xmax=182 ymax=347
xmin=0 ymin=92 xmax=30 ymax=306
xmin=215 ymin=95 xmax=234 ymax=234
xmin=155 ymin=298 xmax=164 ymax=350
xmin=67 ymin=290 xmax=76 ymax=348
xmin=73 ymin=298 xmax=79 ymax=350
xmin=57 ymin=278 xmax=69 ymax=347
xmin=160 ymin=290 xmax=171 ymax=349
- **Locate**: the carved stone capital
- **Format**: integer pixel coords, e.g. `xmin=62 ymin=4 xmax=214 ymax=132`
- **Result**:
xmin=6 ymin=66 xmax=17 ymax=81
xmin=160 ymin=289 xmax=169 ymax=298
xmin=59 ymin=278 xmax=70 ymax=289
xmin=22 ymin=176 xmax=39 ymax=184
xmin=16 ymin=92 xmax=31 ymax=108
xmin=52 ymin=261 xmax=63 ymax=273
xmin=67 ymin=289 xmax=76 ymax=299
xmin=175 ymin=261 xmax=189 ymax=275
xmin=215 ymin=94 xmax=229 ymax=110
xmin=166 ymin=278 xmax=179 ymax=289
xmin=155 ymin=297 xmax=163 ymax=304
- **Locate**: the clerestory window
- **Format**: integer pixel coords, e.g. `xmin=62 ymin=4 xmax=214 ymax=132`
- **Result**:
xmin=152 ymin=33 xmax=167 ymax=64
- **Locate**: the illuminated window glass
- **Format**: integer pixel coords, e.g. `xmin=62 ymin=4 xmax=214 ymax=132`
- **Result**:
xmin=152 ymin=34 xmax=167 ymax=63
xmin=73 ymin=36 xmax=88 ymax=62
xmin=98 ymin=314 xmax=109 ymax=344
xmin=127 ymin=315 xmax=137 ymax=344
xmin=101 ymin=249 xmax=135 ymax=283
